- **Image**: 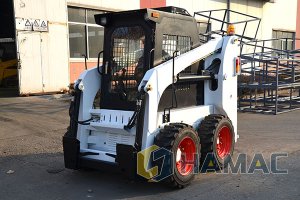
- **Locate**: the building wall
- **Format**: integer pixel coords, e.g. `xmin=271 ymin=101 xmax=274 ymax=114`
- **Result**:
xmin=230 ymin=0 xmax=263 ymax=40
xmin=67 ymin=0 xmax=140 ymax=11
xmin=166 ymin=0 xmax=297 ymax=41
xmin=14 ymin=0 xmax=69 ymax=94
xmin=166 ymin=0 xmax=262 ymax=40
xmin=140 ymin=0 xmax=166 ymax=8
xmin=14 ymin=0 xmax=141 ymax=93
xmin=13 ymin=0 xmax=299 ymax=93
xmin=296 ymin=0 xmax=300 ymax=49
xmin=166 ymin=0 xmax=227 ymax=14
xmin=261 ymin=0 xmax=297 ymax=40
xmin=67 ymin=0 xmax=140 ymax=84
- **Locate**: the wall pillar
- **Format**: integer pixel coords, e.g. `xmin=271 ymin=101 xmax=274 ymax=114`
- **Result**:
xmin=296 ymin=0 xmax=300 ymax=49
xmin=140 ymin=0 xmax=166 ymax=9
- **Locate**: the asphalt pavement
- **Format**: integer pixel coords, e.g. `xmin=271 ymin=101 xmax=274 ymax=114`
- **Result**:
xmin=0 ymin=96 xmax=299 ymax=200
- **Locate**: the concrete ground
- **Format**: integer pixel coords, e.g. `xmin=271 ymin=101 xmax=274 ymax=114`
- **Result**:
xmin=0 ymin=96 xmax=299 ymax=200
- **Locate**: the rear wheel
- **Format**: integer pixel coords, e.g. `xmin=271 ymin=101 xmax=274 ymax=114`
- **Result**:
xmin=154 ymin=123 xmax=200 ymax=188
xmin=198 ymin=115 xmax=235 ymax=169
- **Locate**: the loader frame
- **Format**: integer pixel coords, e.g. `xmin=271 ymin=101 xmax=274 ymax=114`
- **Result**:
xmin=63 ymin=7 xmax=259 ymax=181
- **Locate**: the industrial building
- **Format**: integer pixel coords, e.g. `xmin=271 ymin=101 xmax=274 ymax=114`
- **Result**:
xmin=0 ymin=0 xmax=299 ymax=96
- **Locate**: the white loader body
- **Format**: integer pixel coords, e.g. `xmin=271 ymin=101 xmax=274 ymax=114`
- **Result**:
xmin=75 ymin=35 xmax=239 ymax=163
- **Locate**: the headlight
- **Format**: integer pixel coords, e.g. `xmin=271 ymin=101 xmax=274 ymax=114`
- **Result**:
xmin=78 ymin=81 xmax=84 ymax=91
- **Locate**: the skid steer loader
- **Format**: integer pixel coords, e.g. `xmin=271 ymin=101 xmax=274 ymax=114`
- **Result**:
xmin=63 ymin=7 xmax=241 ymax=188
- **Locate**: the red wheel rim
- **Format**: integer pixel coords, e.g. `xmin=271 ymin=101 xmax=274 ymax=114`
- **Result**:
xmin=176 ymin=136 xmax=196 ymax=176
xmin=216 ymin=126 xmax=232 ymax=159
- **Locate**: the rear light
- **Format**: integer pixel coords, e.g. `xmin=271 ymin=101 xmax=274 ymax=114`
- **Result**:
xmin=151 ymin=12 xmax=160 ymax=18
xmin=235 ymin=57 xmax=241 ymax=75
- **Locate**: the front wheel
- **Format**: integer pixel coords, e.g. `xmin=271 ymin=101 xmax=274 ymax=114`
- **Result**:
xmin=198 ymin=115 xmax=235 ymax=169
xmin=154 ymin=123 xmax=200 ymax=188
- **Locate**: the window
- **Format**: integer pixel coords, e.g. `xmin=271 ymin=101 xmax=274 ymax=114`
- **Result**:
xmin=162 ymin=34 xmax=192 ymax=91
xmin=272 ymin=30 xmax=295 ymax=51
xmin=68 ymin=7 xmax=105 ymax=58
xmin=69 ymin=24 xmax=85 ymax=58
xmin=88 ymin=26 xmax=104 ymax=58
xmin=110 ymin=26 xmax=145 ymax=101
xmin=197 ymin=22 xmax=211 ymax=42
xmin=162 ymin=34 xmax=191 ymax=61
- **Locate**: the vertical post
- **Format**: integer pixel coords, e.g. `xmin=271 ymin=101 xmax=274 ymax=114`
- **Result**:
xmin=172 ymin=51 xmax=178 ymax=108
xmin=82 ymin=54 xmax=87 ymax=70
xmin=254 ymin=20 xmax=261 ymax=40
xmin=290 ymin=56 xmax=295 ymax=110
xmin=275 ymin=59 xmax=279 ymax=114
xmin=240 ymin=22 xmax=248 ymax=46
xmin=255 ymin=87 xmax=257 ymax=107
xmin=206 ymin=11 xmax=212 ymax=34
xmin=292 ymin=59 xmax=295 ymax=82
xmin=280 ymin=40 xmax=283 ymax=58
xmin=238 ymin=86 xmax=241 ymax=110
xmin=221 ymin=10 xmax=227 ymax=36
xmin=287 ymin=52 xmax=290 ymax=85
xmin=263 ymin=62 xmax=266 ymax=107
xmin=290 ymin=88 xmax=292 ymax=109
xmin=250 ymin=88 xmax=252 ymax=109
xmin=227 ymin=0 xmax=230 ymax=23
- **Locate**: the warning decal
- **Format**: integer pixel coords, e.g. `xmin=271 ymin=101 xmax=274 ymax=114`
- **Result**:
xmin=16 ymin=18 xmax=48 ymax=32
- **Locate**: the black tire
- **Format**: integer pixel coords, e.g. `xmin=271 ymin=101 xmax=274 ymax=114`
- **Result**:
xmin=154 ymin=123 xmax=200 ymax=188
xmin=198 ymin=115 xmax=235 ymax=170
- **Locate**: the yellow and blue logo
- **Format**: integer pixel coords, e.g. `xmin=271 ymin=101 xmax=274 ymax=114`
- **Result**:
xmin=137 ymin=145 xmax=173 ymax=182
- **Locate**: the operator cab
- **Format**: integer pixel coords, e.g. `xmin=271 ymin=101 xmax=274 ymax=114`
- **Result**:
xmin=95 ymin=7 xmax=202 ymax=111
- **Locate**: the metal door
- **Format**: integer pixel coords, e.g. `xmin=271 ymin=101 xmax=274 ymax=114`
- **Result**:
xmin=17 ymin=32 xmax=44 ymax=94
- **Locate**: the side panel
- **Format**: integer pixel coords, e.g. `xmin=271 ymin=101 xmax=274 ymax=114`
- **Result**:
xmin=204 ymin=36 xmax=239 ymax=141
xmin=73 ymin=68 xmax=137 ymax=164
xmin=157 ymin=105 xmax=213 ymax=128
xmin=140 ymin=37 xmax=223 ymax=149
xmin=142 ymin=105 xmax=213 ymax=155
xmin=76 ymin=68 xmax=101 ymax=148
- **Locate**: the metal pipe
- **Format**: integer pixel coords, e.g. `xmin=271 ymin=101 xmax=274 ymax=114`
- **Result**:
xmin=227 ymin=0 xmax=230 ymax=23
xmin=172 ymin=51 xmax=179 ymax=108
xmin=275 ymin=59 xmax=279 ymax=114
xmin=177 ymin=75 xmax=212 ymax=82
xmin=221 ymin=10 xmax=227 ymax=36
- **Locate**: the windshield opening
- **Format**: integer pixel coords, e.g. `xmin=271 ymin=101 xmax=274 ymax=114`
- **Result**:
xmin=110 ymin=26 xmax=145 ymax=102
